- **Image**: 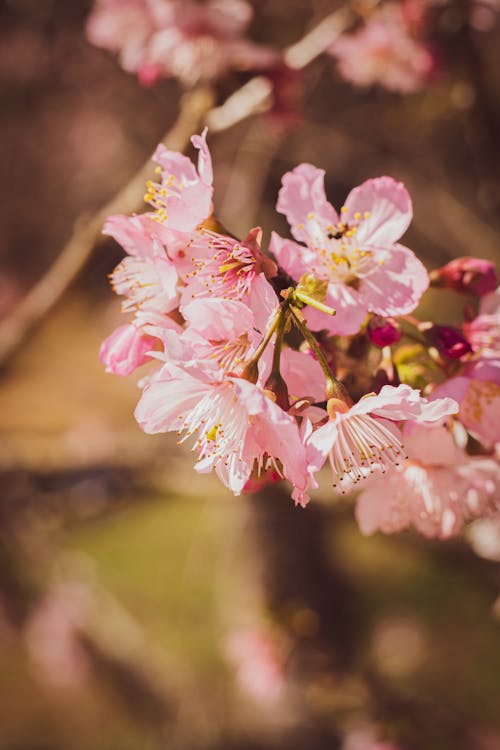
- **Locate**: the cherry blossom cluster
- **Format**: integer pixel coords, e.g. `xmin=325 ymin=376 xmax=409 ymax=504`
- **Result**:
xmin=100 ymin=130 xmax=499 ymax=538
xmin=86 ymin=0 xmax=277 ymax=87
xmin=86 ymin=0 xmax=499 ymax=95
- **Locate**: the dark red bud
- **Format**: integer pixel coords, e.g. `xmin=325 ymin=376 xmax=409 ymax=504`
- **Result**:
xmin=424 ymin=324 xmax=472 ymax=359
xmin=367 ymin=316 xmax=402 ymax=347
xmin=430 ymin=257 xmax=498 ymax=297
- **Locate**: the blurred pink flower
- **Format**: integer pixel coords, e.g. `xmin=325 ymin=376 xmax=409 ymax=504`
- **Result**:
xmin=225 ymin=628 xmax=286 ymax=702
xmin=355 ymin=419 xmax=500 ymax=538
xmin=25 ymin=584 xmax=92 ymax=688
xmin=86 ymin=0 xmax=277 ymax=86
xmin=306 ymin=384 xmax=457 ymax=491
xmin=271 ymin=166 xmax=429 ymax=335
xmin=329 ymin=3 xmax=435 ymax=93
xmin=431 ymin=366 xmax=500 ymax=448
xmin=430 ymin=256 xmax=498 ymax=297
xmin=463 ymin=287 xmax=500 ymax=359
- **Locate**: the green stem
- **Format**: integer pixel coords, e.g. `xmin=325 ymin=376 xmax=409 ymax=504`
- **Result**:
xmin=242 ymin=302 xmax=287 ymax=383
xmin=289 ymin=306 xmax=350 ymax=402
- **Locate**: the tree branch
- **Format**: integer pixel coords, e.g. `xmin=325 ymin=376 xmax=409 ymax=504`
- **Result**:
xmin=0 ymin=7 xmax=353 ymax=368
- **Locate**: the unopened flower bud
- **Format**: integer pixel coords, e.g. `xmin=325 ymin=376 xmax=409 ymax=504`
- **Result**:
xmin=424 ymin=324 xmax=472 ymax=359
xmin=327 ymin=397 xmax=350 ymax=419
xmin=367 ymin=316 xmax=401 ymax=347
xmin=264 ymin=371 xmax=290 ymax=411
xmin=430 ymin=257 xmax=498 ymax=297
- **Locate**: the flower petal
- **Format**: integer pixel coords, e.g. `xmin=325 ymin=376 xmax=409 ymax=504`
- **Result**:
xmin=359 ymin=244 xmax=429 ymax=316
xmin=277 ymin=164 xmax=338 ymax=245
xmin=344 ymin=176 xmax=412 ymax=246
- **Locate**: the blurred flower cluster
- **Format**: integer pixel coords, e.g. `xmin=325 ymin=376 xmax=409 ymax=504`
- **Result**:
xmin=100 ymin=130 xmax=499 ymax=539
xmin=86 ymin=0 xmax=500 ymax=96
xmin=86 ymin=0 xmax=277 ymax=86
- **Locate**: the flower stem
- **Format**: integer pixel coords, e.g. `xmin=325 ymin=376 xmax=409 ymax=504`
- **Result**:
xmin=293 ymin=291 xmax=337 ymax=316
xmin=265 ymin=311 xmax=290 ymax=409
xmin=241 ymin=303 xmax=287 ymax=383
xmin=289 ymin=306 xmax=351 ymax=403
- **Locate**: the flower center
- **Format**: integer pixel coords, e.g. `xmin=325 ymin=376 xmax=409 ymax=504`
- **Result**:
xmin=110 ymin=257 xmax=164 ymax=312
xmin=301 ymin=209 xmax=377 ymax=284
xmin=176 ymin=383 xmax=247 ymax=466
xmin=186 ymin=230 xmax=256 ymax=299
xmin=330 ymin=413 xmax=405 ymax=490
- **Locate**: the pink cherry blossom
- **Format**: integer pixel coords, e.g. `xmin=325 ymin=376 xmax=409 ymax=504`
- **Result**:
xmin=135 ymin=363 xmax=311 ymax=505
xmin=182 ymin=226 xmax=278 ymax=331
xmin=100 ymin=323 xmax=158 ymax=376
xmin=86 ymin=0 xmax=277 ymax=87
xmin=158 ymin=296 xmax=273 ymax=379
xmin=329 ymin=3 xmax=435 ymax=93
xmin=306 ymin=384 xmax=458 ymax=490
xmin=355 ymin=420 xmax=500 ymax=538
xmin=145 ymin=129 xmax=213 ymax=233
xmin=431 ymin=369 xmax=500 ymax=448
xmin=105 ymin=213 xmax=181 ymax=314
xmin=271 ymin=166 xmax=429 ymax=335
xmin=463 ymin=287 xmax=500 ymax=358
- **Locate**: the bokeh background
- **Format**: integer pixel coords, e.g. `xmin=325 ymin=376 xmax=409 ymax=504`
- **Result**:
xmin=0 ymin=1 xmax=499 ymax=748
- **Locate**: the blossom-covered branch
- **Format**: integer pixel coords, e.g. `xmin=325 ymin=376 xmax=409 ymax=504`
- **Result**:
xmin=100 ymin=128 xmax=500 ymax=538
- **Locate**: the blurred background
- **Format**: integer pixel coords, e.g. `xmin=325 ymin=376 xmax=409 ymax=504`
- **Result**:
xmin=0 ymin=0 xmax=499 ymax=748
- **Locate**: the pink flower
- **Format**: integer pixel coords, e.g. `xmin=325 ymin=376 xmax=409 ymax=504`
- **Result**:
xmin=159 ymin=296 xmax=273 ymax=379
xmin=86 ymin=0 xmax=163 ymax=76
xmin=182 ymin=226 xmax=278 ymax=331
xmin=135 ymin=364 xmax=311 ymax=505
xmin=271 ymin=166 xmax=429 ymax=335
xmin=145 ymin=129 xmax=213 ymax=233
xmin=329 ymin=4 xmax=435 ymax=93
xmin=86 ymin=0 xmax=277 ymax=86
xmin=431 ymin=365 xmax=500 ymax=448
xmin=105 ymin=213 xmax=180 ymax=315
xmin=100 ymin=323 xmax=157 ymax=376
xmin=145 ymin=0 xmax=278 ymax=86
xmin=355 ymin=420 xmax=500 ymax=538
xmin=306 ymin=384 xmax=457 ymax=490
xmin=463 ymin=287 xmax=500 ymax=358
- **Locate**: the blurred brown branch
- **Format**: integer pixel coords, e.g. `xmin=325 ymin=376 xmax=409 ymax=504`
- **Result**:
xmin=0 ymin=86 xmax=215 ymax=370
xmin=0 ymin=6 xmax=353 ymax=369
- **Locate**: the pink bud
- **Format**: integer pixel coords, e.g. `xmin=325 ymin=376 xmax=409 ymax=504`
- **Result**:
xmin=424 ymin=324 xmax=472 ymax=359
xmin=100 ymin=324 xmax=156 ymax=376
xmin=367 ymin=316 xmax=402 ymax=347
xmin=430 ymin=257 xmax=498 ymax=297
